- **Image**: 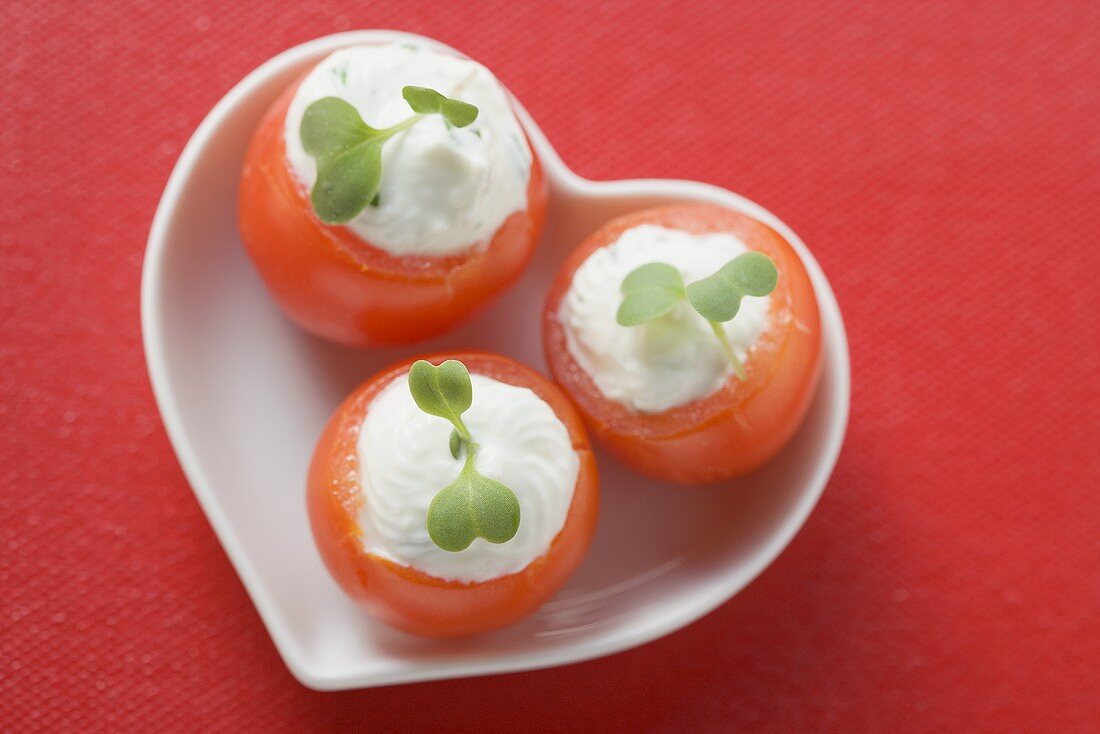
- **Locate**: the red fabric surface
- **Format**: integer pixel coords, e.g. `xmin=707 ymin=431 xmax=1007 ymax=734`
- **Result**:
xmin=2 ymin=1 xmax=1098 ymax=730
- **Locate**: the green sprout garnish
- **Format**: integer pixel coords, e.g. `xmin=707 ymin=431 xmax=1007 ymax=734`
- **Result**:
xmin=407 ymin=359 xmax=521 ymax=553
xmin=616 ymin=252 xmax=778 ymax=380
xmin=300 ymin=86 xmax=479 ymax=224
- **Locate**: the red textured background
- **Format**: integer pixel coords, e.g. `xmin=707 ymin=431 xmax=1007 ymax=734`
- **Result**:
xmin=2 ymin=1 xmax=1098 ymax=730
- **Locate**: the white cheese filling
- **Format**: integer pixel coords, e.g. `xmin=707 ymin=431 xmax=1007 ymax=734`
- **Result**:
xmin=559 ymin=224 xmax=772 ymax=413
xmin=356 ymin=373 xmax=579 ymax=583
xmin=284 ymin=43 xmax=532 ymax=256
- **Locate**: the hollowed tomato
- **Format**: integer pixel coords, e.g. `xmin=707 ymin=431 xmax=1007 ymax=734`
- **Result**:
xmin=307 ymin=352 xmax=599 ymax=637
xmin=543 ymin=204 xmax=822 ymax=484
xmin=238 ymin=77 xmax=547 ymax=346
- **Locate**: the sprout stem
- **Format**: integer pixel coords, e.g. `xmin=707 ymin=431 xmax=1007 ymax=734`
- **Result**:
xmin=461 ymin=441 xmax=480 ymax=471
xmin=452 ymin=415 xmax=473 ymax=444
xmin=709 ymin=321 xmax=746 ymax=380
xmin=375 ymin=113 xmax=424 ymax=138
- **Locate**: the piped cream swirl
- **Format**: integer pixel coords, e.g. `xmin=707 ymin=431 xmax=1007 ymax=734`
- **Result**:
xmin=284 ymin=43 xmax=532 ymax=256
xmin=356 ymin=373 xmax=579 ymax=583
xmin=559 ymin=224 xmax=772 ymax=413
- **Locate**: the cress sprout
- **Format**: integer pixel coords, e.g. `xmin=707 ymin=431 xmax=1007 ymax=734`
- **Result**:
xmin=616 ymin=252 xmax=778 ymax=379
xmin=300 ymin=86 xmax=479 ymax=224
xmin=407 ymin=359 xmax=520 ymax=552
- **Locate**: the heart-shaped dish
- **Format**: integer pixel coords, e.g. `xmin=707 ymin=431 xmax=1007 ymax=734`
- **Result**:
xmin=142 ymin=30 xmax=850 ymax=690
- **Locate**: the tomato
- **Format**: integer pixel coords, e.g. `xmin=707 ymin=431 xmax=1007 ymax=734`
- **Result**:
xmin=307 ymin=352 xmax=599 ymax=637
xmin=543 ymin=204 xmax=822 ymax=484
xmin=238 ymin=76 xmax=548 ymax=346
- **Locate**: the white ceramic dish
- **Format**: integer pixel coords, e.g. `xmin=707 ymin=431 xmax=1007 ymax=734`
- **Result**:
xmin=141 ymin=30 xmax=850 ymax=690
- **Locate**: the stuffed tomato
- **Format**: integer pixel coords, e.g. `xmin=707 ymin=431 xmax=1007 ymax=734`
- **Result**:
xmin=307 ymin=352 xmax=598 ymax=637
xmin=239 ymin=43 xmax=547 ymax=345
xmin=543 ymin=203 xmax=822 ymax=484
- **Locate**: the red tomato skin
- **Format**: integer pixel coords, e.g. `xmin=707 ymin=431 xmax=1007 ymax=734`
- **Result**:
xmin=543 ymin=204 xmax=822 ymax=485
xmin=307 ymin=352 xmax=599 ymax=638
xmin=238 ymin=77 xmax=548 ymax=346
